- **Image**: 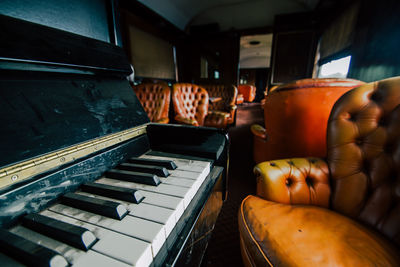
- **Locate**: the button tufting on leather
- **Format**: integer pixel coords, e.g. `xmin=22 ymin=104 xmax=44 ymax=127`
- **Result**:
xmin=355 ymin=138 xmax=363 ymax=146
xmin=349 ymin=113 xmax=357 ymax=122
xmin=370 ymin=91 xmax=383 ymax=102
xmin=378 ymin=116 xmax=389 ymax=127
xmin=133 ymin=83 xmax=171 ymax=123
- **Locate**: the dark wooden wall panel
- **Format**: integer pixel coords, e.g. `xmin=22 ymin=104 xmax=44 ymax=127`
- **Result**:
xmin=348 ymin=0 xmax=400 ymax=82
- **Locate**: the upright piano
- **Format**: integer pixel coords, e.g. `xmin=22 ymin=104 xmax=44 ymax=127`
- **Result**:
xmin=0 ymin=4 xmax=228 ymax=266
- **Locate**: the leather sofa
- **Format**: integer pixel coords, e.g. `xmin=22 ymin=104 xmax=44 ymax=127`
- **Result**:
xmin=239 ymin=77 xmax=400 ymax=266
xmin=132 ymin=82 xmax=171 ymax=123
xmin=202 ymin=84 xmax=238 ymax=128
xmin=252 ymin=78 xmax=365 ymax=163
xmin=172 ymin=83 xmax=209 ymax=126
xmin=238 ymin=84 xmax=256 ymax=103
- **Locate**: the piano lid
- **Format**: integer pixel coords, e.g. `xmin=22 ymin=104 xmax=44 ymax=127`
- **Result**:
xmin=0 ymin=14 xmax=131 ymax=76
xmin=0 ymin=14 xmax=149 ymax=170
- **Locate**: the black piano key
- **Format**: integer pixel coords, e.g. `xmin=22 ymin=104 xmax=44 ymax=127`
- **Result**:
xmin=0 ymin=229 xmax=68 ymax=267
xmin=105 ymin=169 xmax=161 ymax=186
xmin=22 ymin=213 xmax=97 ymax=251
xmin=81 ymin=182 xmax=144 ymax=204
xmin=61 ymin=193 xmax=128 ymax=220
xmin=128 ymin=157 xmax=177 ymax=170
xmin=117 ymin=163 xmax=169 ymax=177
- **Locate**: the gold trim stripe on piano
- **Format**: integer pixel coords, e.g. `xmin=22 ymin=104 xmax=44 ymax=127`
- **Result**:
xmin=0 ymin=124 xmax=149 ymax=190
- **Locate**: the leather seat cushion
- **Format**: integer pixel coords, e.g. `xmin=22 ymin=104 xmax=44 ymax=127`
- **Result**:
xmin=238 ymin=195 xmax=400 ymax=267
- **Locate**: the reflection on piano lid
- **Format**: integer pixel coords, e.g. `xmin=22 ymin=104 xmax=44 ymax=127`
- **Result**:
xmin=0 ymin=10 xmax=229 ymax=267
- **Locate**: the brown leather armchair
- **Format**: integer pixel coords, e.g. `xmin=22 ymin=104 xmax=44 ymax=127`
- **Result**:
xmin=239 ymin=77 xmax=400 ymax=266
xmin=238 ymin=84 xmax=256 ymax=102
xmin=252 ymin=78 xmax=365 ymax=163
xmin=132 ymin=83 xmax=171 ymax=123
xmin=202 ymin=84 xmax=238 ymax=128
xmin=172 ymin=83 xmax=209 ymax=126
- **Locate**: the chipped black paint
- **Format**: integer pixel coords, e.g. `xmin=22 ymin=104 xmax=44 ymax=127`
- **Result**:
xmin=0 ymin=72 xmax=149 ymax=168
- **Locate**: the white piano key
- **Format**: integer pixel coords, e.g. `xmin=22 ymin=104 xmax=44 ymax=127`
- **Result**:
xmin=168 ymin=172 xmax=203 ymax=190
xmin=140 ymin=154 xmax=211 ymax=172
xmin=39 ymin=210 xmax=153 ymax=267
xmin=72 ymin=250 xmax=130 ymax=267
xmin=128 ymin=203 xmax=176 ymax=237
xmin=98 ymin=177 xmax=194 ymax=207
xmin=158 ymin=176 xmax=194 ymax=188
xmin=93 ymin=231 xmax=152 ymax=266
xmin=170 ymin=169 xmax=203 ymax=180
xmin=140 ymin=155 xmax=210 ymax=186
xmin=91 ymin=179 xmax=186 ymax=221
xmin=140 ymin=191 xmax=185 ymax=220
xmin=76 ymin=191 xmax=176 ymax=237
xmin=49 ymin=204 xmax=165 ymax=257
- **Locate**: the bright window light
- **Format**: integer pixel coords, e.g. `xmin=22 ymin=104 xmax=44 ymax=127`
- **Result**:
xmin=318 ymin=55 xmax=351 ymax=78
xmin=214 ymin=70 xmax=220 ymax=79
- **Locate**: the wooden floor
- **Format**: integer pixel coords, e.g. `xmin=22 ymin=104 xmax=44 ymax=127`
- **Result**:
xmin=202 ymin=102 xmax=264 ymax=266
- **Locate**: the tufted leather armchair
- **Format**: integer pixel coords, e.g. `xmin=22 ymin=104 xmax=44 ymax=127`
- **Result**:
xmin=252 ymin=78 xmax=365 ymax=163
xmin=202 ymin=84 xmax=238 ymax=128
xmin=132 ymin=83 xmax=171 ymax=123
xmin=238 ymin=84 xmax=256 ymax=102
xmin=172 ymin=83 xmax=209 ymax=126
xmin=239 ymin=77 xmax=400 ymax=266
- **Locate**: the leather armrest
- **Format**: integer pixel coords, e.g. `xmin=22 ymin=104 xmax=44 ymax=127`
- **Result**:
xmin=154 ymin=117 xmax=169 ymax=124
xmin=250 ymin=124 xmax=267 ymax=140
xmin=204 ymin=111 xmax=229 ymax=128
xmin=254 ymin=158 xmax=331 ymax=207
xmin=207 ymin=110 xmax=230 ymax=118
xmin=174 ymin=115 xmax=199 ymax=126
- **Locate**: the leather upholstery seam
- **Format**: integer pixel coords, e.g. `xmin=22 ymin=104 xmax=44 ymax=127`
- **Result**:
xmin=241 ymin=195 xmax=274 ymax=267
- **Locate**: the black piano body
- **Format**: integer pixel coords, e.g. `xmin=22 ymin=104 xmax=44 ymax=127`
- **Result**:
xmin=0 ymin=4 xmax=228 ymax=266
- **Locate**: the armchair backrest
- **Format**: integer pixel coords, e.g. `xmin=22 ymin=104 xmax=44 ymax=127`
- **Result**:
xmin=201 ymin=84 xmax=237 ymax=111
xmin=263 ymin=78 xmax=364 ymax=160
xmin=172 ymin=83 xmax=209 ymax=126
xmin=238 ymin=84 xmax=256 ymax=102
xmin=132 ymin=83 xmax=170 ymax=123
xmin=327 ymin=77 xmax=400 ymax=245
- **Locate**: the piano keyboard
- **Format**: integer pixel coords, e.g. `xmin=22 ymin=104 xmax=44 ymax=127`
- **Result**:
xmin=0 ymin=153 xmax=212 ymax=267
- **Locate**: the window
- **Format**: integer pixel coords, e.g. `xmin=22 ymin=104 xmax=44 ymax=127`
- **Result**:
xmin=318 ymin=55 xmax=352 ymax=78
xmin=200 ymin=57 xmax=208 ymax=79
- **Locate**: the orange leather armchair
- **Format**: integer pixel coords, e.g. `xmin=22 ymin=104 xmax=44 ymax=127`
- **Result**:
xmin=239 ymin=77 xmax=400 ymax=266
xmin=252 ymin=78 xmax=365 ymax=163
xmin=236 ymin=93 xmax=244 ymax=105
xmin=172 ymin=83 xmax=209 ymax=126
xmin=202 ymin=84 xmax=238 ymax=128
xmin=132 ymin=83 xmax=170 ymax=123
xmin=238 ymin=84 xmax=256 ymax=102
